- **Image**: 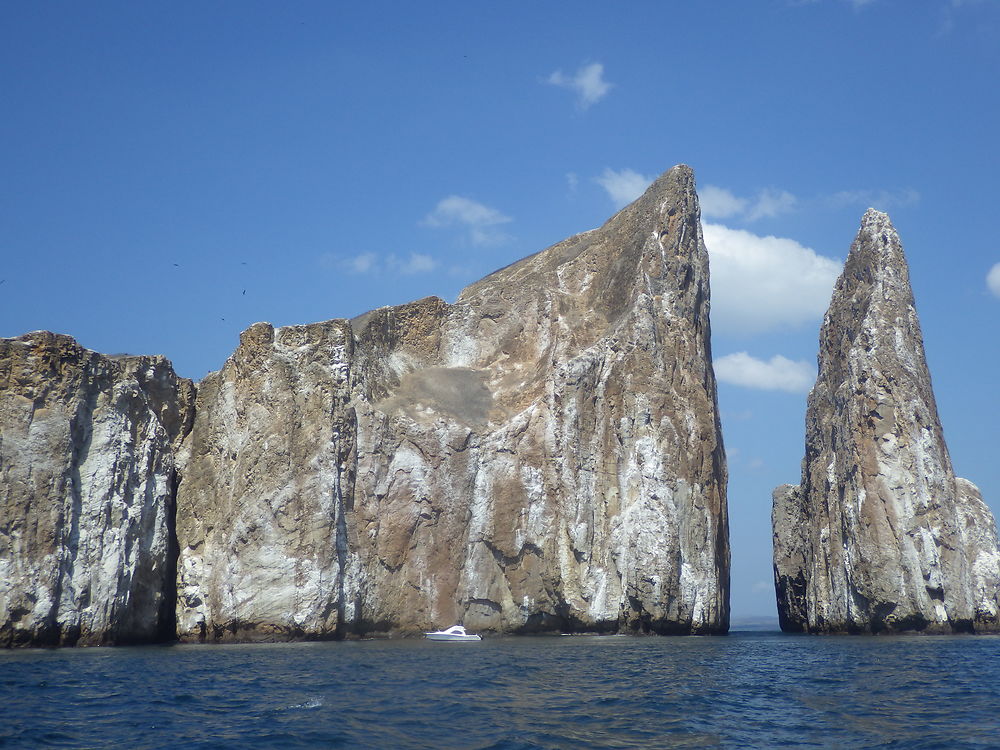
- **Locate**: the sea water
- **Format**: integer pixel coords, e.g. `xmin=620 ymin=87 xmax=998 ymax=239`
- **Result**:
xmin=2 ymin=630 xmax=998 ymax=749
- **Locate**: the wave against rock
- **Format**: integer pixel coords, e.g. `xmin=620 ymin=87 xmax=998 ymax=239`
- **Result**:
xmin=175 ymin=164 xmax=730 ymax=640
xmin=0 ymin=333 xmax=193 ymax=646
xmin=773 ymin=210 xmax=1000 ymax=634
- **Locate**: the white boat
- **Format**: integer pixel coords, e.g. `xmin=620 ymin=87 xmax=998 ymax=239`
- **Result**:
xmin=424 ymin=625 xmax=482 ymax=641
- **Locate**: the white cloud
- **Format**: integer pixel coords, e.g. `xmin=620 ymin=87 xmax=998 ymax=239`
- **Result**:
xmin=547 ymin=62 xmax=612 ymax=109
xmin=827 ymin=187 xmax=920 ymax=211
xmin=388 ymin=252 xmax=438 ymax=275
xmin=703 ymin=222 xmax=841 ymax=334
xmin=700 ymin=186 xmax=748 ymax=219
xmin=988 ymin=262 xmax=1000 ymax=298
xmin=594 ymin=168 xmax=654 ymax=209
xmin=787 ymin=0 xmax=876 ymax=7
xmin=566 ymin=172 xmax=578 ymax=192
xmin=345 ymin=252 xmax=378 ymax=274
xmin=745 ymin=189 xmax=797 ymax=221
xmin=714 ymin=352 xmax=815 ymax=393
xmin=423 ymin=196 xmax=509 ymax=228
xmin=324 ymin=251 xmax=438 ymax=276
xmin=700 ymin=185 xmax=797 ymax=222
xmin=422 ymin=195 xmax=512 ymax=246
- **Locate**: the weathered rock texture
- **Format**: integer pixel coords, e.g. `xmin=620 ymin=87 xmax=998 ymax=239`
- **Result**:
xmin=0 ymin=332 xmax=194 ymax=646
xmin=773 ymin=209 xmax=1000 ymax=634
xmin=176 ymin=164 xmax=730 ymax=640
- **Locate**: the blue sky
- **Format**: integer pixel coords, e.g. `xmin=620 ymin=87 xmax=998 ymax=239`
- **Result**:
xmin=2 ymin=1 xmax=998 ymax=619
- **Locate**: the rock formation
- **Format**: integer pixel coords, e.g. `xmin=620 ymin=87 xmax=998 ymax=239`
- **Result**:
xmin=175 ymin=164 xmax=730 ymax=640
xmin=0 ymin=165 xmax=728 ymax=646
xmin=773 ymin=209 xmax=1000 ymax=634
xmin=0 ymin=332 xmax=194 ymax=646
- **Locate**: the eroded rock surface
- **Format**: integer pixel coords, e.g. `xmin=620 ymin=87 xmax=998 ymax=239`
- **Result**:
xmin=0 ymin=333 xmax=194 ymax=646
xmin=773 ymin=210 xmax=1000 ymax=633
xmin=176 ymin=164 xmax=730 ymax=640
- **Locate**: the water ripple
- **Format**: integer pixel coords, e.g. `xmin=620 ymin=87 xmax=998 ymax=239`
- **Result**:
xmin=2 ymin=634 xmax=1000 ymax=748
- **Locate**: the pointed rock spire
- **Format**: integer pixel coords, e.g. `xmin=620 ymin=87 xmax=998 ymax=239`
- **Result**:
xmin=773 ymin=211 xmax=1000 ymax=633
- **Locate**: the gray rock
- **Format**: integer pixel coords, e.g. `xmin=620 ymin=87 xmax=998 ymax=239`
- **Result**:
xmin=773 ymin=210 xmax=1000 ymax=633
xmin=0 ymin=332 xmax=194 ymax=646
xmin=176 ymin=164 xmax=730 ymax=640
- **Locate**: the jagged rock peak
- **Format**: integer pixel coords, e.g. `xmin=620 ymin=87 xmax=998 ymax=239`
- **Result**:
xmin=828 ymin=208 xmax=911 ymax=314
xmin=175 ymin=163 xmax=730 ymax=641
xmin=773 ymin=211 xmax=1000 ymax=634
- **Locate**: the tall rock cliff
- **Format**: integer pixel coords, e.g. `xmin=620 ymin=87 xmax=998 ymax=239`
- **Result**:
xmin=175 ymin=164 xmax=730 ymax=640
xmin=773 ymin=210 xmax=1000 ymax=634
xmin=0 ymin=332 xmax=194 ymax=646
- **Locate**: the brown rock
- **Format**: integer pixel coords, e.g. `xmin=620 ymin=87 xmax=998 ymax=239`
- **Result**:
xmin=773 ymin=210 xmax=1000 ymax=633
xmin=0 ymin=332 xmax=193 ymax=646
xmin=176 ymin=164 xmax=730 ymax=640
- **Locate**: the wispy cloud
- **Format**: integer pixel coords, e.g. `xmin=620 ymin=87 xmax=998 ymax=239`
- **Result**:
xmin=786 ymin=0 xmax=876 ymax=8
xmin=938 ymin=0 xmax=997 ymax=35
xmin=546 ymin=62 xmax=612 ymax=109
xmin=594 ymin=168 xmax=654 ymax=209
xmin=746 ymin=188 xmax=798 ymax=220
xmin=701 ymin=185 xmax=797 ymax=222
xmin=388 ymin=252 xmax=438 ymax=274
xmin=321 ymin=251 xmax=438 ymax=276
xmin=987 ymin=262 xmax=1000 ymax=298
xmin=422 ymin=195 xmax=512 ymax=246
xmin=827 ymin=187 xmax=920 ymax=211
xmin=346 ymin=252 xmax=378 ymax=274
xmin=699 ymin=186 xmax=747 ymax=219
xmin=714 ymin=352 xmax=815 ymax=393
xmin=703 ymin=222 xmax=841 ymax=334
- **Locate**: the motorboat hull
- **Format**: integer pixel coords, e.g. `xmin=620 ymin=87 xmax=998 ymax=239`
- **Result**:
xmin=424 ymin=625 xmax=482 ymax=641
xmin=424 ymin=633 xmax=482 ymax=641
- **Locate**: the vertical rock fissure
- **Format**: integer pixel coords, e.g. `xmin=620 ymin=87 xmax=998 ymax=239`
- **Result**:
xmin=157 ymin=466 xmax=182 ymax=643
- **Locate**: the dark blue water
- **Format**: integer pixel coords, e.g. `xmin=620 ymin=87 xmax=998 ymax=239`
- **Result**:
xmin=2 ymin=631 xmax=998 ymax=749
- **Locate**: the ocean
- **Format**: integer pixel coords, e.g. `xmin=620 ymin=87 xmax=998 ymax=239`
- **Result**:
xmin=2 ymin=630 xmax=998 ymax=749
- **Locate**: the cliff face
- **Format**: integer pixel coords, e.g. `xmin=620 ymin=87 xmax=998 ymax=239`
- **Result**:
xmin=0 ymin=332 xmax=194 ymax=646
xmin=175 ymin=164 xmax=730 ymax=639
xmin=174 ymin=320 xmax=360 ymax=641
xmin=773 ymin=210 xmax=1000 ymax=634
